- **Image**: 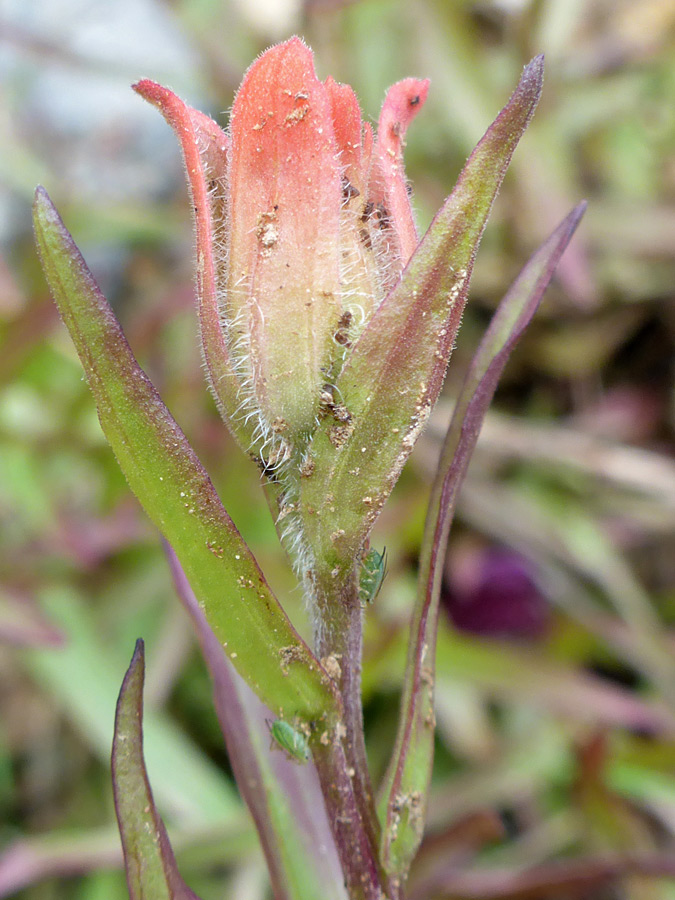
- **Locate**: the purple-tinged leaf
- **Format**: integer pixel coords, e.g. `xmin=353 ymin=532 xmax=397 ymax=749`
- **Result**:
xmin=0 ymin=830 xmax=123 ymax=898
xmin=377 ymin=202 xmax=586 ymax=877
xmin=32 ymin=187 xmax=335 ymax=723
xmin=300 ymin=58 xmax=545 ymax=595
xmin=168 ymin=539 xmax=388 ymax=900
xmin=0 ymin=588 xmax=64 ymax=648
xmin=112 ymin=641 xmax=201 ymax=900
xmin=164 ymin=545 xmax=347 ymax=900
xmin=0 ymin=820 xmax=256 ymax=899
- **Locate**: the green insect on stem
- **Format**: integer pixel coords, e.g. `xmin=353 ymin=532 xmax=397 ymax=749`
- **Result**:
xmin=359 ymin=547 xmax=387 ymax=605
xmin=267 ymin=718 xmax=310 ymax=763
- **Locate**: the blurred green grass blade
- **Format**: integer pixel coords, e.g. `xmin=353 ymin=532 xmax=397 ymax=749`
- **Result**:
xmin=461 ymin=476 xmax=675 ymax=699
xmin=362 ymin=625 xmax=673 ymax=736
xmin=550 ymin=506 xmax=675 ymax=693
xmin=113 ymin=640 xmax=202 ymax=900
xmin=427 ymin=723 xmax=573 ymax=834
xmin=376 ymin=204 xmax=586 ymax=878
xmin=32 ymin=187 xmax=334 ymax=723
xmin=301 ymin=58 xmax=544 ymax=595
xmin=24 ymin=586 xmax=236 ymax=823
xmin=609 ymin=763 xmax=675 ymax=809
xmin=434 ymin=628 xmax=675 ymax=735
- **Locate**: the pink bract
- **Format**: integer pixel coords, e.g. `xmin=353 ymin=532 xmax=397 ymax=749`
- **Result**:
xmin=134 ymin=37 xmax=429 ymax=444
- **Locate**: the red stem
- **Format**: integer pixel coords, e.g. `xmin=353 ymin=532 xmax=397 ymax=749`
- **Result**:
xmin=315 ymin=575 xmax=394 ymax=899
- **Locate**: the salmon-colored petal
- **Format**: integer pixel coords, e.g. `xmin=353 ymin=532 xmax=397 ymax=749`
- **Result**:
xmin=325 ymin=76 xmax=364 ymax=203
xmin=133 ymin=80 xmax=250 ymax=450
xmin=361 ymin=122 xmax=374 ymax=186
xmin=227 ymin=38 xmax=342 ymax=438
xmin=320 ymin=78 xmax=383 ymax=364
xmin=369 ymin=78 xmax=430 ymax=267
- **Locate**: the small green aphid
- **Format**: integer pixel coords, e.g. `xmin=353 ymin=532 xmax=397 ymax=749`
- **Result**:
xmin=359 ymin=547 xmax=387 ymax=604
xmin=267 ymin=718 xmax=310 ymax=764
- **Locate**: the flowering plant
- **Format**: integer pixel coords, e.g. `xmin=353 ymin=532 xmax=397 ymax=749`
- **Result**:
xmin=33 ymin=37 xmax=583 ymax=900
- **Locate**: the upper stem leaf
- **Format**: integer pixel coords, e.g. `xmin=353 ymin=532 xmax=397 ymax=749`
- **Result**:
xmin=165 ymin=545 xmax=347 ymax=900
xmin=33 ymin=188 xmax=335 ymax=723
xmin=300 ymin=57 xmax=545 ymax=593
xmin=377 ymin=202 xmax=586 ymax=877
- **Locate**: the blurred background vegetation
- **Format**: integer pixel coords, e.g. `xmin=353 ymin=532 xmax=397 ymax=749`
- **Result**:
xmin=1 ymin=0 xmax=674 ymax=897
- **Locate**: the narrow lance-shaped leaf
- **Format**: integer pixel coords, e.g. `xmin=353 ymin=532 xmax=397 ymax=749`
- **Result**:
xmin=301 ymin=57 xmax=545 ymax=593
xmin=32 ymin=188 xmax=335 ymax=724
xmin=112 ymin=640 xmax=202 ymax=900
xmin=377 ymin=202 xmax=587 ymax=877
xmin=164 ymin=544 xmax=347 ymax=900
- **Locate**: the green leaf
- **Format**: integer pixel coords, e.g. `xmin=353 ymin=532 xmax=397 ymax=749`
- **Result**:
xmin=377 ymin=203 xmax=586 ymax=877
xmin=166 ymin=546 xmax=347 ymax=900
xmin=300 ymin=57 xmax=544 ymax=595
xmin=32 ymin=188 xmax=335 ymax=723
xmin=112 ymin=641 xmax=201 ymax=900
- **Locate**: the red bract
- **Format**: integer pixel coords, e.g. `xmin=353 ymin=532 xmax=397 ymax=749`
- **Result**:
xmin=135 ymin=37 xmax=429 ymax=453
xmin=136 ymin=37 xmax=546 ymax=607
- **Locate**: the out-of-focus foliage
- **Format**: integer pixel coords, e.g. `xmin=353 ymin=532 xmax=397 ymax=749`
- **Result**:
xmin=1 ymin=1 xmax=674 ymax=898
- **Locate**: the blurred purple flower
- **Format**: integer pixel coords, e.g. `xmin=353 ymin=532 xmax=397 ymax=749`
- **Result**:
xmin=444 ymin=546 xmax=549 ymax=639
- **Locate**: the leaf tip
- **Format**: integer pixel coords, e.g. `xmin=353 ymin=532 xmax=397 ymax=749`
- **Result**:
xmin=32 ymin=187 xmax=72 ymax=250
xmin=131 ymin=637 xmax=145 ymax=666
xmin=116 ymin=639 xmax=145 ymax=718
xmin=520 ymin=53 xmax=545 ymax=102
xmin=32 ymin=185 xmax=55 ymax=226
xmin=559 ymin=200 xmax=588 ymax=243
xmin=573 ymin=198 xmax=588 ymax=221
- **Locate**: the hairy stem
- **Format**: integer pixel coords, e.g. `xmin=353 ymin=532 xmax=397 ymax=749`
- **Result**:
xmin=317 ymin=576 xmax=380 ymax=843
xmin=312 ymin=733 xmax=395 ymax=900
xmin=314 ymin=573 xmax=394 ymax=898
